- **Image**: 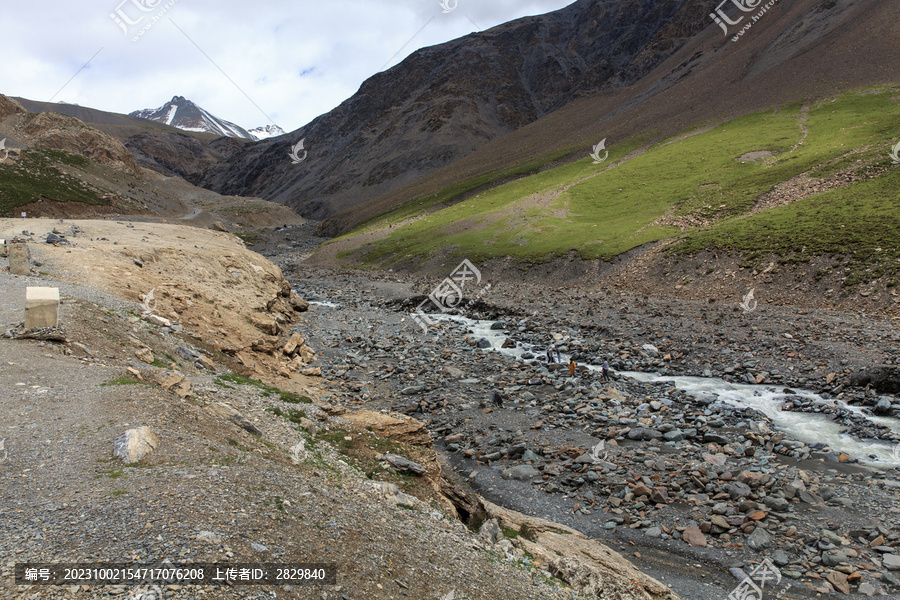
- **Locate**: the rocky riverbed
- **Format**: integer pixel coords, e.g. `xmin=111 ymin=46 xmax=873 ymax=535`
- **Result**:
xmin=256 ymin=224 xmax=900 ymax=599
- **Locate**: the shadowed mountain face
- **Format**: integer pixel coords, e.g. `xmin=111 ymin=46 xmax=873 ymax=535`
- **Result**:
xmin=316 ymin=0 xmax=900 ymax=238
xmin=194 ymin=0 xmax=710 ymax=219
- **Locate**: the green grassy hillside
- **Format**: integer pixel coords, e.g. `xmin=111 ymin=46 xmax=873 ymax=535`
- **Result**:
xmin=0 ymin=149 xmax=106 ymax=215
xmin=325 ymin=88 xmax=900 ymax=283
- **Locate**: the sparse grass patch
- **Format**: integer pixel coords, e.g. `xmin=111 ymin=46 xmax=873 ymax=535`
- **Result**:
xmin=216 ymin=374 xmax=308 ymax=403
xmin=266 ymin=407 xmax=307 ymax=425
xmin=236 ymin=231 xmax=261 ymax=245
xmin=227 ymin=438 xmax=250 ymax=452
xmin=101 ymin=468 xmax=124 ymax=479
xmin=101 ymin=377 xmax=143 ymax=386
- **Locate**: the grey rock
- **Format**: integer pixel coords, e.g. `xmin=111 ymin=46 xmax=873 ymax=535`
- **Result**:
xmin=627 ymin=428 xmax=662 ymax=441
xmin=478 ymin=518 xmax=502 ymax=545
xmin=747 ymin=527 xmax=772 ymax=551
xmin=442 ymin=366 xmax=464 ymax=379
xmin=772 ymin=549 xmax=791 ymax=567
xmin=798 ymin=490 xmax=824 ymax=504
xmin=663 ymin=429 xmax=684 ymax=442
xmin=382 ymin=453 xmax=426 ymax=475
xmin=726 ymin=482 xmax=752 ymax=500
xmin=822 ymin=550 xmax=848 ymax=567
xmin=883 ymin=554 xmax=900 ymax=571
xmin=401 ymin=385 xmax=427 ymax=395
xmin=521 ymin=449 xmax=541 ymax=463
xmin=502 ymin=465 xmax=540 ymax=480
xmin=764 ymin=496 xmax=790 ymax=512
xmin=850 ymin=366 xmax=900 ymax=394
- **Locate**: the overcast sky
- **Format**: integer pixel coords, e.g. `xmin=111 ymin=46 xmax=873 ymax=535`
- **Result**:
xmin=2 ymin=0 xmax=574 ymax=132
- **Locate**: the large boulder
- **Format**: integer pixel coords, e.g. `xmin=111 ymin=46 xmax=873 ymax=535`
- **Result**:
xmin=155 ymin=371 xmax=192 ymax=398
xmin=207 ymin=402 xmax=262 ymax=436
xmin=481 ymin=499 xmax=681 ymax=600
xmin=114 ymin=426 xmax=159 ymax=464
xmin=850 ymin=366 xmax=900 ymax=394
xmin=341 ymin=411 xmax=432 ymax=446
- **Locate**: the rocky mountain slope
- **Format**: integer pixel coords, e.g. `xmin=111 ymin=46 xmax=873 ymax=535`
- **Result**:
xmin=318 ymin=0 xmax=899 ymax=237
xmin=15 ymin=96 xmax=245 ymax=179
xmin=0 ymin=94 xmax=300 ymax=230
xmin=194 ymin=0 xmax=712 ymax=219
xmin=2 ymin=96 xmax=139 ymax=176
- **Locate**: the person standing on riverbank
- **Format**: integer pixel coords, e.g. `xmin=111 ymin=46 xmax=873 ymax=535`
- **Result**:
xmin=569 ymin=358 xmax=577 ymax=377
xmin=601 ymin=358 xmax=611 ymax=382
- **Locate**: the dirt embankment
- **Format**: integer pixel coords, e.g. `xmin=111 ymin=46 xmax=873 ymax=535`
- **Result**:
xmin=1 ymin=218 xmax=316 ymax=392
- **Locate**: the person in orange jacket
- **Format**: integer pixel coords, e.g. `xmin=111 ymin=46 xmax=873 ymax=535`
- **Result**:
xmin=568 ymin=358 xmax=577 ymax=377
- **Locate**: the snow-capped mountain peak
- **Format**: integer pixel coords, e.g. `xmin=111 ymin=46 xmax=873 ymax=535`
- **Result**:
xmin=248 ymin=124 xmax=286 ymax=140
xmin=130 ymin=96 xmax=256 ymax=140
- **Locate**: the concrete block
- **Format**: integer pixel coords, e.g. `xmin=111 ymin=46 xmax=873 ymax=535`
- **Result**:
xmin=25 ymin=287 xmax=59 ymax=329
xmin=8 ymin=243 xmax=30 ymax=275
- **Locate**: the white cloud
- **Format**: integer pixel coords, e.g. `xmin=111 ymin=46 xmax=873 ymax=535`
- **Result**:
xmin=0 ymin=0 xmax=574 ymax=132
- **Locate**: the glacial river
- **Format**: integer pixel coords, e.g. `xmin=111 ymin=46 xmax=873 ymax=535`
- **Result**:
xmin=432 ymin=314 xmax=900 ymax=469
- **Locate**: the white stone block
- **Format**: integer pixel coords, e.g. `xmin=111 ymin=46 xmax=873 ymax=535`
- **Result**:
xmin=8 ymin=243 xmax=30 ymax=275
xmin=25 ymin=287 xmax=60 ymax=329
